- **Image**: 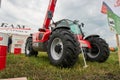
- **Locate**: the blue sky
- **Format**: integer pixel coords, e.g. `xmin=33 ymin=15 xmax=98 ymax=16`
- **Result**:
xmin=0 ymin=0 xmax=116 ymax=47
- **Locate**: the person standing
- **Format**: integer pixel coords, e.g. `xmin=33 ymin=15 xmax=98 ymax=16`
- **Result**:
xmin=8 ymin=35 xmax=12 ymax=53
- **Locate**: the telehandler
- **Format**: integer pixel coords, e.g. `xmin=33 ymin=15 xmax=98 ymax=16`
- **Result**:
xmin=25 ymin=0 xmax=110 ymax=67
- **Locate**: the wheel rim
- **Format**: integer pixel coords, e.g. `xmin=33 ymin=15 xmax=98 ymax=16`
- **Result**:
xmin=87 ymin=43 xmax=100 ymax=58
xmin=51 ymin=38 xmax=63 ymax=60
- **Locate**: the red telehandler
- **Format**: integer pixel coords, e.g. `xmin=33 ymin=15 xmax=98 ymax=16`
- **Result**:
xmin=25 ymin=0 xmax=110 ymax=67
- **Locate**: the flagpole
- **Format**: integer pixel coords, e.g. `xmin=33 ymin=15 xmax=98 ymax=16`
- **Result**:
xmin=0 ymin=0 xmax=1 ymax=8
xmin=116 ymin=34 xmax=120 ymax=66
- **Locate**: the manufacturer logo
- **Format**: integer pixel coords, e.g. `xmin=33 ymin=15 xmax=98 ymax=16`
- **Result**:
xmin=108 ymin=18 xmax=115 ymax=27
xmin=0 ymin=36 xmax=3 ymax=41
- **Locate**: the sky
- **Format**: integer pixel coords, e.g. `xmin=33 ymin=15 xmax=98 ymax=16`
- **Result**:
xmin=0 ymin=0 xmax=117 ymax=47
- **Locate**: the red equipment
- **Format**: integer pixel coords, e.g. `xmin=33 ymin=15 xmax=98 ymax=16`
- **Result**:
xmin=25 ymin=0 xmax=110 ymax=68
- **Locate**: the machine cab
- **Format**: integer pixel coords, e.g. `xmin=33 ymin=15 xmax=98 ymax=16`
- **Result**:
xmin=53 ymin=19 xmax=84 ymax=40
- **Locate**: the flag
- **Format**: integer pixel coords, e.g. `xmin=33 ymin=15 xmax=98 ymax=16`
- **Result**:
xmin=101 ymin=2 xmax=113 ymax=14
xmin=107 ymin=11 xmax=120 ymax=34
xmin=101 ymin=0 xmax=120 ymax=34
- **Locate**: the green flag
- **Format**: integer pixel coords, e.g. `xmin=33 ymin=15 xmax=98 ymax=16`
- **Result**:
xmin=107 ymin=11 xmax=120 ymax=34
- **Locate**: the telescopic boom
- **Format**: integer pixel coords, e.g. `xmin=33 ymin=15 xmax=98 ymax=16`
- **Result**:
xmin=43 ymin=0 xmax=57 ymax=29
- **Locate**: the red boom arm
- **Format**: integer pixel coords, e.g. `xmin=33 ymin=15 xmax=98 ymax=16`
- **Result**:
xmin=43 ymin=0 xmax=57 ymax=29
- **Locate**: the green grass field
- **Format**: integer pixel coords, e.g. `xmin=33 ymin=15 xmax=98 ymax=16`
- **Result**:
xmin=0 ymin=52 xmax=120 ymax=80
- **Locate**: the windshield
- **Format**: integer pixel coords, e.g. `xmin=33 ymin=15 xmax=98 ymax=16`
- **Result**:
xmin=67 ymin=20 xmax=82 ymax=34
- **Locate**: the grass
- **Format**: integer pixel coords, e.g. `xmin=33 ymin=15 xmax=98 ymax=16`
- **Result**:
xmin=0 ymin=52 xmax=120 ymax=80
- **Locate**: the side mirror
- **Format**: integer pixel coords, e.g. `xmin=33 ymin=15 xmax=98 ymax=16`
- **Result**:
xmin=48 ymin=11 xmax=53 ymax=19
xmin=73 ymin=20 xmax=79 ymax=24
xmin=81 ymin=23 xmax=84 ymax=27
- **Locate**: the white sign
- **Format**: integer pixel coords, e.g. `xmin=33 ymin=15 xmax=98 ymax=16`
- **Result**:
xmin=11 ymin=34 xmax=29 ymax=53
xmin=0 ymin=23 xmax=31 ymax=35
xmin=0 ymin=33 xmax=8 ymax=46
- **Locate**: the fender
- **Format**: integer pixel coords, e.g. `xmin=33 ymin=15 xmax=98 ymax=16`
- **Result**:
xmin=80 ymin=35 xmax=99 ymax=48
xmin=79 ymin=40 xmax=91 ymax=48
xmin=52 ymin=26 xmax=70 ymax=32
xmin=85 ymin=34 xmax=99 ymax=40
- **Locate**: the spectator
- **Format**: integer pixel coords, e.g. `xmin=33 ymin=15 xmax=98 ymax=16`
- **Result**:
xmin=8 ymin=35 xmax=12 ymax=53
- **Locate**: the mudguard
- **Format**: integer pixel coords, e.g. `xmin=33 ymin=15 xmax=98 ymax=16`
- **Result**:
xmin=77 ymin=35 xmax=99 ymax=49
xmin=52 ymin=26 xmax=70 ymax=32
xmin=85 ymin=35 xmax=100 ymax=40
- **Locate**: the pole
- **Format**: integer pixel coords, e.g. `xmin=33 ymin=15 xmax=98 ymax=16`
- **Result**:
xmin=0 ymin=0 xmax=1 ymax=7
xmin=116 ymin=34 xmax=120 ymax=66
xmin=80 ymin=44 xmax=88 ymax=68
xmin=75 ymin=24 xmax=88 ymax=68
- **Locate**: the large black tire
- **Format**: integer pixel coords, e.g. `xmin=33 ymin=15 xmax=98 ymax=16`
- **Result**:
xmin=25 ymin=38 xmax=38 ymax=57
xmin=85 ymin=37 xmax=110 ymax=62
xmin=47 ymin=29 xmax=80 ymax=68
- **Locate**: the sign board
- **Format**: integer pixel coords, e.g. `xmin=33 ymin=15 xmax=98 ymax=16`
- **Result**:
xmin=11 ymin=34 xmax=29 ymax=53
xmin=107 ymin=11 xmax=120 ymax=34
xmin=0 ymin=23 xmax=31 ymax=35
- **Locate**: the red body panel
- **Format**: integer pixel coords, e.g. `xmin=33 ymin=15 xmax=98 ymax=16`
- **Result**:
xmin=76 ymin=35 xmax=91 ymax=48
xmin=76 ymin=35 xmax=83 ymax=40
xmin=33 ymin=29 xmax=51 ymax=43
xmin=79 ymin=40 xmax=91 ymax=48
